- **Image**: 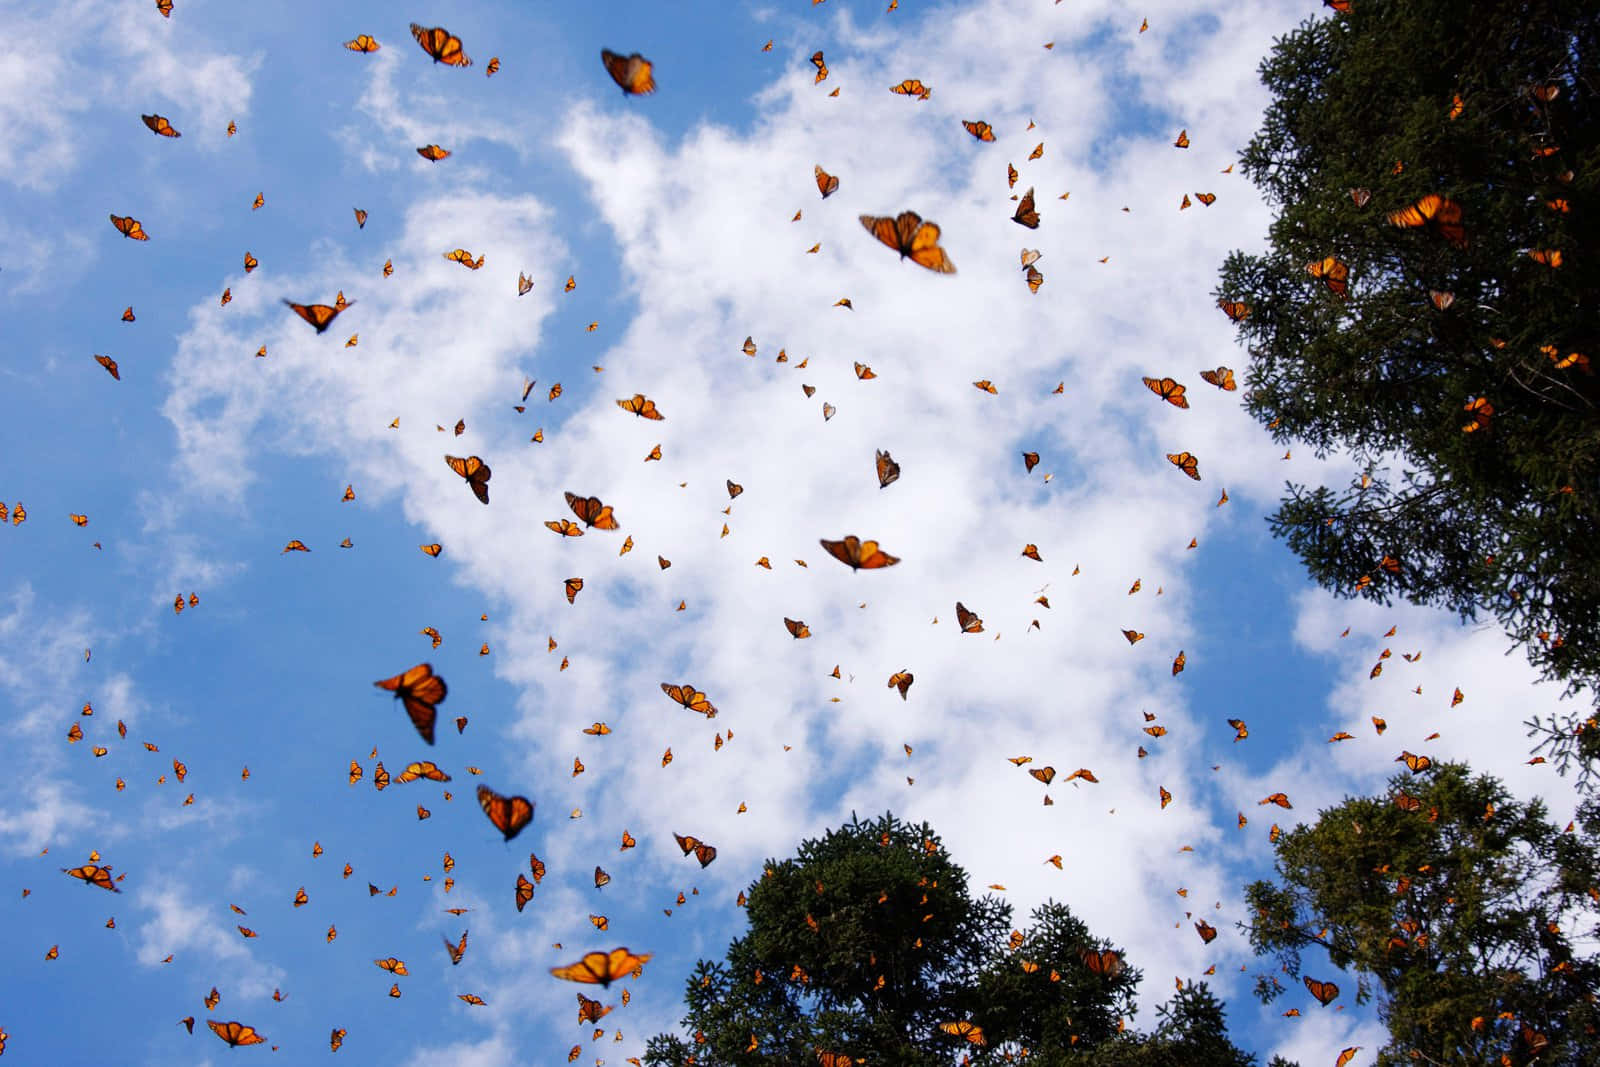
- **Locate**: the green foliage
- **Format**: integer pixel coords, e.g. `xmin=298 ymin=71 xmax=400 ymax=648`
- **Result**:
xmin=1216 ymin=0 xmax=1600 ymax=773
xmin=644 ymin=811 xmax=1252 ymax=1066
xmin=1244 ymin=763 xmax=1600 ymax=1065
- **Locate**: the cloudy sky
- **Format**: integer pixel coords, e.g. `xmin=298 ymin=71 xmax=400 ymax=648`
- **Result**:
xmin=0 ymin=0 xmax=1587 ymax=1063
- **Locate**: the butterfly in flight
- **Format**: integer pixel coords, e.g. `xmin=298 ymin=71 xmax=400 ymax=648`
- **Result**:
xmin=859 ymin=211 xmax=956 ymax=273
xmin=819 ymin=536 xmax=900 ymax=570
xmin=283 ymin=299 xmax=354 ymax=334
xmin=601 ymin=49 xmax=655 ymax=94
xmin=373 ymin=663 xmax=447 ymax=744
xmin=477 ymin=784 xmax=535 ymax=841
xmin=549 ymin=948 xmax=652 ymax=988
xmin=444 ymin=455 xmax=491 ymax=504
xmin=411 ymin=23 xmax=471 ymax=66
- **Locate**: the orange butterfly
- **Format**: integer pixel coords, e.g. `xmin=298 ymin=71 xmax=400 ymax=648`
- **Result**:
xmin=1304 ymin=976 xmax=1339 ymax=1005
xmin=939 ymin=1021 xmax=986 ymax=1045
xmin=95 ymin=354 xmax=120 ymax=380
xmin=875 ymin=449 xmax=901 ymax=488
xmin=207 ymin=1021 xmax=266 ymax=1047
xmin=1306 ymin=255 xmax=1349 ymax=299
xmin=601 ymin=49 xmax=655 ymax=94
xmin=962 ymin=120 xmax=995 ymax=141
xmin=1217 ymin=299 xmax=1250 ymax=322
xmin=344 ymin=35 xmax=380 ymax=53
xmin=1198 ymin=366 xmax=1236 ymax=391
xmin=1012 ymin=188 xmax=1039 ymax=228
xmin=396 ymin=761 xmax=451 ymax=784
xmin=890 ymin=79 xmax=932 ymax=100
xmin=1080 ymin=948 xmax=1124 ymax=976
xmin=1385 ymin=193 xmax=1466 ymax=248
xmin=673 ymin=832 xmax=718 ymax=867
xmin=417 ymin=144 xmax=451 ymax=161
xmin=411 ymin=23 xmax=471 ymax=66
xmin=784 ymin=617 xmax=812 ymax=639
xmin=444 ymin=455 xmax=491 ymax=504
xmin=1141 ymin=376 xmax=1189 ymax=408
xmin=811 ymin=51 xmax=828 ymax=83
xmin=515 ymin=873 xmax=535 ymax=912
xmin=373 ymin=663 xmax=447 ymax=745
xmin=819 ymin=536 xmax=900 ymax=570
xmin=1025 ymin=265 xmax=1044 ymax=293
xmin=1194 ymin=920 xmax=1217 ymax=944
xmin=443 ymin=930 xmax=468 ymax=965
xmin=1461 ymin=396 xmax=1493 ymax=433
xmin=141 ymin=113 xmax=180 ymax=137
xmin=565 ymin=491 xmax=619 ymax=529
xmin=617 ymin=393 xmax=665 ymax=419
xmin=477 ymin=784 xmax=535 ymax=841
xmin=62 ymin=863 xmax=120 ymax=892
xmin=662 ymin=683 xmax=718 ymax=718
xmin=1173 ymin=129 xmax=1190 ymax=148
xmin=549 ymin=947 xmax=652 ymax=987
xmin=1166 ymin=451 xmax=1201 ymax=480
xmin=859 ymin=211 xmax=956 ymax=273
xmin=109 ymin=214 xmax=149 ymax=240
xmin=955 ymin=602 xmax=984 ymax=633
xmin=815 ymin=165 xmax=840 ymax=198
xmin=283 ymin=299 xmax=354 ymax=334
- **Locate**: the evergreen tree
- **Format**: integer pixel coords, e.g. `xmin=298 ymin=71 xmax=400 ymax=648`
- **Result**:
xmin=1244 ymin=763 xmax=1600 ymax=1065
xmin=1215 ymin=0 xmax=1600 ymax=776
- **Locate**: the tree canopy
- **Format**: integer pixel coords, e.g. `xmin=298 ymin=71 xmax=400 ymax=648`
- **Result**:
xmin=1216 ymin=0 xmax=1600 ymax=771
xmin=1244 ymin=762 xmax=1600 ymax=1065
xmin=644 ymin=811 xmax=1269 ymax=1066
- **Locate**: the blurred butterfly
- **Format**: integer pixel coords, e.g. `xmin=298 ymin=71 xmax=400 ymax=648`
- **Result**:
xmin=208 ymin=1021 xmax=266 ymax=1047
xmin=859 ymin=211 xmax=956 ymax=273
xmin=888 ymin=671 xmax=913 ymax=699
xmin=549 ymin=948 xmax=652 ymax=987
xmin=1028 ymin=142 xmax=1044 ymax=160
xmin=397 ymin=761 xmax=451 ymax=784
xmin=517 ymin=272 xmax=533 ymax=295
xmin=1166 ymin=451 xmax=1201 ymax=480
xmin=1025 ymin=265 xmax=1043 ymax=293
xmin=955 ymin=602 xmax=984 ymax=633
xmin=420 ymin=543 xmax=442 ymax=557
xmin=252 ymin=192 xmax=263 ymax=209
xmin=1385 ymin=193 xmax=1466 ymax=248
xmin=94 ymin=354 xmax=120 ymax=380
xmin=1217 ymin=299 xmax=1250 ymax=322
xmin=141 ymin=113 xmax=180 ymax=138
xmin=963 ymin=120 xmax=995 ymax=141
xmin=601 ymin=49 xmax=655 ymax=94
xmin=1007 ymin=163 xmax=1018 ymax=188
xmin=1195 ymin=920 xmax=1217 ymax=944
xmin=109 ymin=214 xmax=149 ymax=240
xmin=1461 ymin=396 xmax=1493 ymax=433
xmin=417 ymin=144 xmax=451 ymax=161
xmin=784 ymin=617 xmax=812 ymax=639
xmin=156 ymin=0 xmax=172 ymax=14
xmin=1142 ymin=376 xmax=1189 ymax=408
xmin=284 ymin=299 xmax=353 ymax=333
xmin=486 ymin=57 xmax=500 ymax=76
xmin=939 ymin=1021 xmax=986 ymax=1046
xmin=1528 ymin=249 xmax=1563 ymax=268
xmin=1304 ymin=977 xmax=1339 ymax=1005
xmin=373 ymin=663 xmax=446 ymax=744
xmin=444 ymin=248 xmax=483 ymax=268
xmin=890 ymin=79 xmax=932 ymax=100
xmin=814 ymin=165 xmax=839 ymax=198
xmin=1012 ymin=188 xmax=1040 ymax=228
xmin=1174 ymin=129 xmax=1189 ymax=148
xmin=1397 ymin=751 xmax=1433 ymax=772
xmin=1198 ymin=366 xmax=1236 ymax=390
xmin=443 ymin=930 xmax=468 ymax=965
xmin=477 ymin=784 xmax=535 ymax=840
xmin=820 ymin=536 xmax=900 ymax=570
xmin=515 ymin=873 xmax=535 ymax=912
xmin=411 ymin=23 xmax=471 ymax=66
xmin=1306 ymin=255 xmax=1350 ymax=299
xmin=345 ymin=35 xmax=379 ymax=52
xmin=810 ymin=51 xmax=828 ymax=83
xmin=875 ymin=449 xmax=901 ymax=488
xmin=594 ymin=866 xmax=611 ymax=889
xmin=444 ymin=455 xmax=491 ymax=504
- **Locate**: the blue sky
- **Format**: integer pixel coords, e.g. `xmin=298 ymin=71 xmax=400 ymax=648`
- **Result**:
xmin=0 ymin=0 xmax=1589 ymax=1064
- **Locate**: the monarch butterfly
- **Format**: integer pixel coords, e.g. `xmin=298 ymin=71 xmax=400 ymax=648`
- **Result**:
xmin=601 ymin=49 xmax=655 ymax=94
xmin=62 ymin=863 xmax=120 ymax=892
xmin=784 ymin=617 xmax=812 ymax=639
xmin=962 ymin=119 xmax=995 ymax=141
xmin=814 ymin=165 xmax=839 ymax=198
xmin=411 ymin=23 xmax=471 ymax=66
xmin=443 ymin=248 xmax=482 ymax=268
xmin=1306 ymin=255 xmax=1349 ymax=299
xmin=1141 ymin=376 xmax=1189 ymax=408
xmin=1397 ymin=750 xmax=1432 ymax=772
xmin=330 ymin=1029 xmax=347 ymax=1051
xmin=485 ymin=57 xmax=500 ymax=76
xmin=859 ymin=211 xmax=956 ymax=273
xmin=344 ymin=34 xmax=379 ymax=52
xmin=517 ymin=271 xmax=533 ymax=296
xmin=1013 ymin=188 xmax=1040 ymax=228
xmin=874 ymin=449 xmax=901 ymax=488
xmin=1028 ymin=142 xmax=1044 ymax=160
xmin=810 ymin=50 xmax=828 ymax=82
xmin=1007 ymin=162 xmax=1018 ymax=189
xmin=593 ymin=866 xmax=611 ymax=889
xmin=888 ymin=670 xmax=913 ymax=699
xmin=444 ymin=455 xmax=491 ymax=504
xmin=156 ymin=0 xmax=172 ymax=14
xmin=617 ymin=393 xmax=664 ymax=419
xmin=1304 ymin=977 xmax=1339 ymax=1005
xmin=549 ymin=948 xmax=652 ymax=987
xmin=109 ymin=214 xmax=149 ymax=240
xmin=662 ymin=682 xmax=718 ymax=717
xmin=1195 ymin=192 xmax=1216 ymax=206
xmin=1166 ymin=451 xmax=1201 ymax=480
xmin=565 ymin=491 xmax=619 ymax=529
xmin=141 ymin=113 xmax=180 ymax=137
xmin=373 ymin=663 xmax=446 ymax=745
xmin=458 ymin=994 xmax=486 ymax=1006
xmin=93 ymin=354 xmax=121 ymax=380
xmin=397 ymin=761 xmax=451 ymax=784
xmin=1198 ymin=366 xmax=1236 ymax=390
xmin=890 ymin=78 xmax=931 ymax=100
xmin=282 ymin=539 xmax=310 ymax=553
xmin=955 ymin=602 xmax=984 ymax=633
xmin=1122 ymin=629 xmax=1145 ymax=644
xmin=1025 ymin=265 xmax=1044 ymax=293
xmin=443 ymin=930 xmax=468 ymax=965
xmin=939 ymin=1021 xmax=986 ymax=1045
xmin=1080 ymin=947 xmax=1123 ymax=976
xmin=283 ymin=299 xmax=353 ymax=333
xmin=1385 ymin=193 xmax=1466 ymax=249
xmin=121 ymin=306 xmax=135 ymax=321
xmin=820 ymin=536 xmax=901 ymax=570
xmin=420 ymin=543 xmax=442 ymax=557
xmin=513 ymin=872 xmax=536 ymax=912
xmin=546 ymin=519 xmax=583 ymax=537
xmin=417 ymin=143 xmax=451 ymax=161
xmin=252 ymin=192 xmax=263 ymax=209
xmin=1217 ymin=298 xmax=1250 ymax=322
xmin=477 ymin=784 xmax=535 ymax=840
xmin=207 ymin=1020 xmax=266 ymax=1047
xmin=1461 ymin=396 xmax=1493 ymax=433
xmin=1528 ymin=248 xmax=1563 ymax=268
xmin=1259 ymin=792 xmax=1291 ymax=809
xmin=1172 ymin=650 xmax=1187 ymax=675
xmin=673 ymin=833 xmax=718 ymax=867
xmin=1173 ymin=129 xmax=1190 ymax=148
xmin=1029 ymin=766 xmax=1056 ymax=785
xmin=1195 ymin=919 xmax=1217 ymax=944
xmin=816 ymin=1052 xmax=856 ymax=1067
